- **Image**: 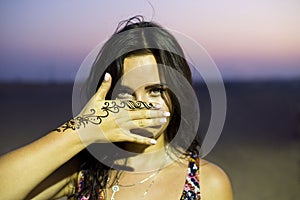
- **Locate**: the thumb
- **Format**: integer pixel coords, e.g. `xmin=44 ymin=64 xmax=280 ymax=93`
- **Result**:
xmin=95 ymin=73 xmax=112 ymax=100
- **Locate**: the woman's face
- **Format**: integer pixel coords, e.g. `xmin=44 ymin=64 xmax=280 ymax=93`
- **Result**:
xmin=116 ymin=53 xmax=171 ymax=140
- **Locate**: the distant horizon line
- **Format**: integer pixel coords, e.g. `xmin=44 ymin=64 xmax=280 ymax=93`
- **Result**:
xmin=0 ymin=76 xmax=299 ymax=84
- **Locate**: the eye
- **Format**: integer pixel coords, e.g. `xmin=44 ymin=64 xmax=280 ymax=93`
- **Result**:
xmin=149 ymin=87 xmax=165 ymax=97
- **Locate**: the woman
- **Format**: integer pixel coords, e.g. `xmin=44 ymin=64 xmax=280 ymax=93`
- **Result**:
xmin=0 ymin=16 xmax=232 ymax=200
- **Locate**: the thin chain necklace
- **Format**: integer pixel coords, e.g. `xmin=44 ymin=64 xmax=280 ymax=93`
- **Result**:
xmin=116 ymin=170 xmax=159 ymax=187
xmin=108 ymin=147 xmax=170 ymax=200
xmin=109 ymin=167 xmax=162 ymax=200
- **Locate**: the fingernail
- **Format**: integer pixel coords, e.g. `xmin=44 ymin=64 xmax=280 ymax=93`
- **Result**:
xmin=159 ymin=118 xmax=167 ymax=123
xmin=150 ymin=139 xmax=157 ymax=145
xmin=163 ymin=112 xmax=170 ymax=117
xmin=104 ymin=73 xmax=110 ymax=81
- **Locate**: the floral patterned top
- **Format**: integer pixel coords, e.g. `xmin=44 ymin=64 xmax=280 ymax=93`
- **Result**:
xmin=75 ymin=153 xmax=200 ymax=200
xmin=181 ymin=153 xmax=201 ymax=200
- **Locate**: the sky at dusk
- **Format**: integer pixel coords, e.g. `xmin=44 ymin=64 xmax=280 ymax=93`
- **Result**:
xmin=0 ymin=0 xmax=299 ymax=82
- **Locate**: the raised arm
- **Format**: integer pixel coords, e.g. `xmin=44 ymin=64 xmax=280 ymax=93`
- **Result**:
xmin=0 ymin=127 xmax=85 ymax=199
xmin=0 ymin=73 xmax=164 ymax=199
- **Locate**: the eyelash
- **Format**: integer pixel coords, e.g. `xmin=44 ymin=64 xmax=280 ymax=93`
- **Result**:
xmin=149 ymin=88 xmax=165 ymax=96
xmin=116 ymin=87 xmax=165 ymax=99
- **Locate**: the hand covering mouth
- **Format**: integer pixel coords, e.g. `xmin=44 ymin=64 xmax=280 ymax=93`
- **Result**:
xmin=130 ymin=128 xmax=154 ymax=138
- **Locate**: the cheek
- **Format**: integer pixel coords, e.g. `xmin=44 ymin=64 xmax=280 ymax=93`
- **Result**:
xmin=148 ymin=97 xmax=169 ymax=112
xmin=145 ymin=93 xmax=172 ymax=112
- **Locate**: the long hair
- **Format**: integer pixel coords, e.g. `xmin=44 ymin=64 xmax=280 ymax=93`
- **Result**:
xmin=71 ymin=16 xmax=200 ymax=199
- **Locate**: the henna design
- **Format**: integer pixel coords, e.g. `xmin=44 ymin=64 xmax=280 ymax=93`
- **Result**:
xmin=56 ymin=119 xmax=77 ymax=132
xmin=55 ymin=100 xmax=154 ymax=132
xmin=125 ymin=101 xmax=154 ymax=109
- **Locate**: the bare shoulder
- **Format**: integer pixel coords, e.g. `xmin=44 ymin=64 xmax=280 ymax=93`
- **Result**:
xmin=199 ymin=159 xmax=233 ymax=200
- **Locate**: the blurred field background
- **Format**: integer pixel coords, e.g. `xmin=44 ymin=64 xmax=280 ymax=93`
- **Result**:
xmin=1 ymin=1 xmax=300 ymax=199
xmin=0 ymin=80 xmax=299 ymax=199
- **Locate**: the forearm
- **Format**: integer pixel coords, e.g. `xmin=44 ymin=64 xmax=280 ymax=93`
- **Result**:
xmin=0 ymin=128 xmax=85 ymax=199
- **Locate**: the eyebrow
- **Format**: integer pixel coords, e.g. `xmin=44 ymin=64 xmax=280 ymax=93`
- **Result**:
xmin=117 ymin=84 xmax=168 ymax=93
xmin=144 ymin=84 xmax=168 ymax=90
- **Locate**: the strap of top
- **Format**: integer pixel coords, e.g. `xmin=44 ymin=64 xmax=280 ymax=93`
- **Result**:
xmin=180 ymin=152 xmax=201 ymax=200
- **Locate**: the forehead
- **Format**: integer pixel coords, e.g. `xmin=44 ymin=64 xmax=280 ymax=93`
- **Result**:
xmin=121 ymin=54 xmax=161 ymax=88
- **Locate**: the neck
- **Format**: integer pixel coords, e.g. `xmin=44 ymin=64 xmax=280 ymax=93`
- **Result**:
xmin=113 ymin=136 xmax=173 ymax=172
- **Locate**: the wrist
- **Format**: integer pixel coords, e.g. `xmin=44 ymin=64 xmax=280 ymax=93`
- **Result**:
xmin=54 ymin=118 xmax=98 ymax=147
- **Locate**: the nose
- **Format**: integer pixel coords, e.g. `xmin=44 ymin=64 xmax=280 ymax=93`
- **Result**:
xmin=135 ymin=91 xmax=148 ymax=102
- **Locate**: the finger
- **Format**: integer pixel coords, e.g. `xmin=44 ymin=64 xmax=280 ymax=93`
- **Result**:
xmin=123 ymin=101 xmax=161 ymax=110
xmin=123 ymin=131 xmax=157 ymax=145
xmin=95 ymin=73 xmax=112 ymax=100
xmin=125 ymin=100 xmax=154 ymax=110
xmin=116 ymin=118 xmax=167 ymax=130
xmin=127 ymin=110 xmax=170 ymax=120
xmin=133 ymin=118 xmax=168 ymax=128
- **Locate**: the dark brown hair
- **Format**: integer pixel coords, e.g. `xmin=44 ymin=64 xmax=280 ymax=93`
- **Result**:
xmin=72 ymin=16 xmax=200 ymax=199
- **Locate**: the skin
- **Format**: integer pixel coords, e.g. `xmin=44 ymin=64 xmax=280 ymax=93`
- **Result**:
xmin=117 ymin=54 xmax=170 ymax=153
xmin=102 ymin=54 xmax=233 ymax=200
xmin=0 ymin=53 xmax=233 ymax=200
xmin=200 ymin=160 xmax=233 ymax=200
xmin=0 ymin=57 xmax=164 ymax=199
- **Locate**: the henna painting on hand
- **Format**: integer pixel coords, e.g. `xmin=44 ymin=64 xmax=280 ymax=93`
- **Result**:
xmin=124 ymin=101 xmax=154 ymax=110
xmin=55 ymin=100 xmax=154 ymax=132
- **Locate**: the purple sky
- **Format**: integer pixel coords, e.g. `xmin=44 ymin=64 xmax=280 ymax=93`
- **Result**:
xmin=0 ymin=0 xmax=299 ymax=82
